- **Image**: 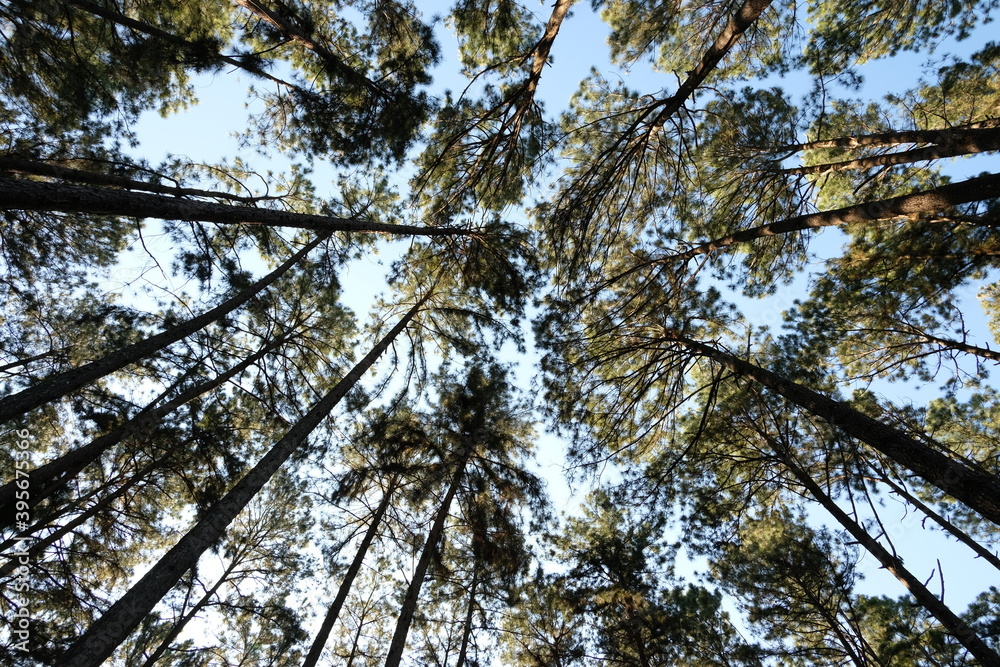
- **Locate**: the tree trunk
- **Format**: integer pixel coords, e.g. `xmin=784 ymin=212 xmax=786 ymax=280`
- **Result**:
xmin=648 ymin=0 xmax=774 ymax=130
xmin=60 ymin=296 xmax=428 ymax=667
xmin=302 ymin=480 xmax=398 ymax=667
xmin=0 ymin=453 xmax=166 ymax=579
xmin=0 ymin=329 xmax=295 ymax=522
xmin=669 ymin=171 xmax=1000 ymax=262
xmin=138 ymin=560 xmax=240 ymax=667
xmin=664 ymin=330 xmax=1000 ymax=525
xmin=233 ymin=0 xmax=388 ymax=98
xmin=778 ymin=451 xmax=1000 ymax=667
xmin=771 ymin=127 xmax=1000 ymax=176
xmin=0 ymin=233 xmax=326 ymax=425
xmin=0 ymin=157 xmax=278 ymax=204
xmin=0 ymin=176 xmax=470 ymax=236
xmin=876 ymin=472 xmax=1000 ymax=572
xmin=64 ymin=0 xmax=300 ymax=90
xmin=762 ymin=119 xmax=1000 ymax=154
xmin=383 ymin=448 xmax=473 ymax=667
xmin=454 ymin=569 xmax=480 ymax=667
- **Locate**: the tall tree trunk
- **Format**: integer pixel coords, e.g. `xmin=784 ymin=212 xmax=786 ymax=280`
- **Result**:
xmin=64 ymin=0 xmax=301 ymax=90
xmin=664 ymin=330 xmax=1000 ymax=525
xmin=0 ymin=157 xmax=279 ymax=203
xmin=0 ymin=329 xmax=295 ymax=522
xmin=60 ymin=296 xmax=429 ymax=667
xmin=771 ymin=127 xmax=1000 ymax=176
xmin=762 ymin=119 xmax=1000 ymax=154
xmin=668 ymin=171 xmax=1000 ymax=262
xmin=302 ymin=479 xmax=398 ymax=667
xmin=777 ymin=449 xmax=1000 ymax=667
xmin=384 ymin=448 xmax=473 ymax=667
xmin=0 ymin=233 xmax=328 ymax=425
xmin=0 ymin=176 xmax=470 ymax=236
xmin=454 ymin=569 xmax=480 ymax=667
xmin=648 ymin=0 xmax=774 ymax=130
xmin=233 ymin=0 xmax=388 ymax=98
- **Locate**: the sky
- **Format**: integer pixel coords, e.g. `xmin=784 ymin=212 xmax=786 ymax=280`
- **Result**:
xmin=117 ymin=0 xmax=1000 ymax=622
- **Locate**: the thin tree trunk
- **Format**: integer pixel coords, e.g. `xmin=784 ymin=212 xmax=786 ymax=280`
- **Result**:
xmin=668 ymin=171 xmax=1000 ymax=262
xmin=233 ymin=0 xmax=388 ymax=98
xmin=663 ymin=330 xmax=1000 ymax=525
xmin=138 ymin=560 xmax=240 ymax=667
xmin=778 ymin=451 xmax=1000 ymax=667
xmin=0 ymin=177 xmax=471 ymax=236
xmin=0 ymin=329 xmax=295 ymax=521
xmin=454 ymin=570 xmax=479 ymax=667
xmin=302 ymin=480 xmax=398 ymax=667
xmin=384 ymin=448 xmax=473 ymax=667
xmin=761 ymin=119 xmax=1000 ymax=154
xmin=61 ymin=296 xmax=428 ymax=667
xmin=876 ymin=472 xmax=1000 ymax=572
xmin=0 ymin=453 xmax=166 ymax=579
xmin=523 ymin=0 xmax=574 ymax=99
xmin=0 ymin=157 xmax=279 ymax=204
xmin=0 ymin=233 xmax=327 ymax=425
xmin=772 ymin=127 xmax=1000 ymax=176
xmin=63 ymin=0 xmax=301 ymax=91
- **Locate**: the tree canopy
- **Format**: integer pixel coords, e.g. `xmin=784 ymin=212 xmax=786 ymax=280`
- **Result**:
xmin=1 ymin=0 xmax=999 ymax=665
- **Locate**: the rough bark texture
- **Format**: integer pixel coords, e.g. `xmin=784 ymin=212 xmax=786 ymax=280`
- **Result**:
xmin=61 ymin=298 xmax=427 ymax=667
xmin=773 ymin=127 xmax=1000 ymax=176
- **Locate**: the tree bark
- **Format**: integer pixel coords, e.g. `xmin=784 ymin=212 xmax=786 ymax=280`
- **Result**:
xmin=0 ymin=176 xmax=470 ymax=236
xmin=762 ymin=119 xmax=1000 ymax=154
xmin=384 ymin=447 xmax=472 ymax=667
xmin=778 ymin=451 xmax=1000 ymax=667
xmin=60 ymin=296 xmax=428 ymax=667
xmin=771 ymin=127 xmax=1000 ymax=176
xmin=664 ymin=330 xmax=1000 ymax=526
xmin=0 ymin=233 xmax=328 ymax=425
xmin=138 ymin=560 xmax=240 ymax=667
xmin=648 ymin=0 xmax=774 ymax=130
xmin=302 ymin=480 xmax=398 ymax=667
xmin=233 ymin=0 xmax=388 ymax=98
xmin=668 ymin=171 xmax=1000 ymax=262
xmin=0 ymin=157 xmax=279 ymax=203
xmin=454 ymin=570 xmax=479 ymax=667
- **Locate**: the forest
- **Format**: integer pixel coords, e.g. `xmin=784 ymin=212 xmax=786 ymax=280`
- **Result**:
xmin=1 ymin=0 xmax=999 ymax=665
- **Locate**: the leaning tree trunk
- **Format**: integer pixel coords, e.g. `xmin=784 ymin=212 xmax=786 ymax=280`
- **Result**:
xmin=664 ymin=330 xmax=1000 ymax=525
xmin=454 ymin=569 xmax=480 ymax=667
xmin=777 ymin=449 xmax=1000 ymax=667
xmin=302 ymin=479 xmax=399 ymax=667
xmin=137 ymin=559 xmax=240 ymax=667
xmin=0 ymin=233 xmax=328 ymax=425
xmin=0 ymin=176 xmax=470 ymax=236
xmin=669 ymin=171 xmax=1000 ymax=262
xmin=0 ymin=328 xmax=296 ymax=523
xmin=61 ymin=296 xmax=429 ymax=667
xmin=383 ymin=448 xmax=473 ymax=667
